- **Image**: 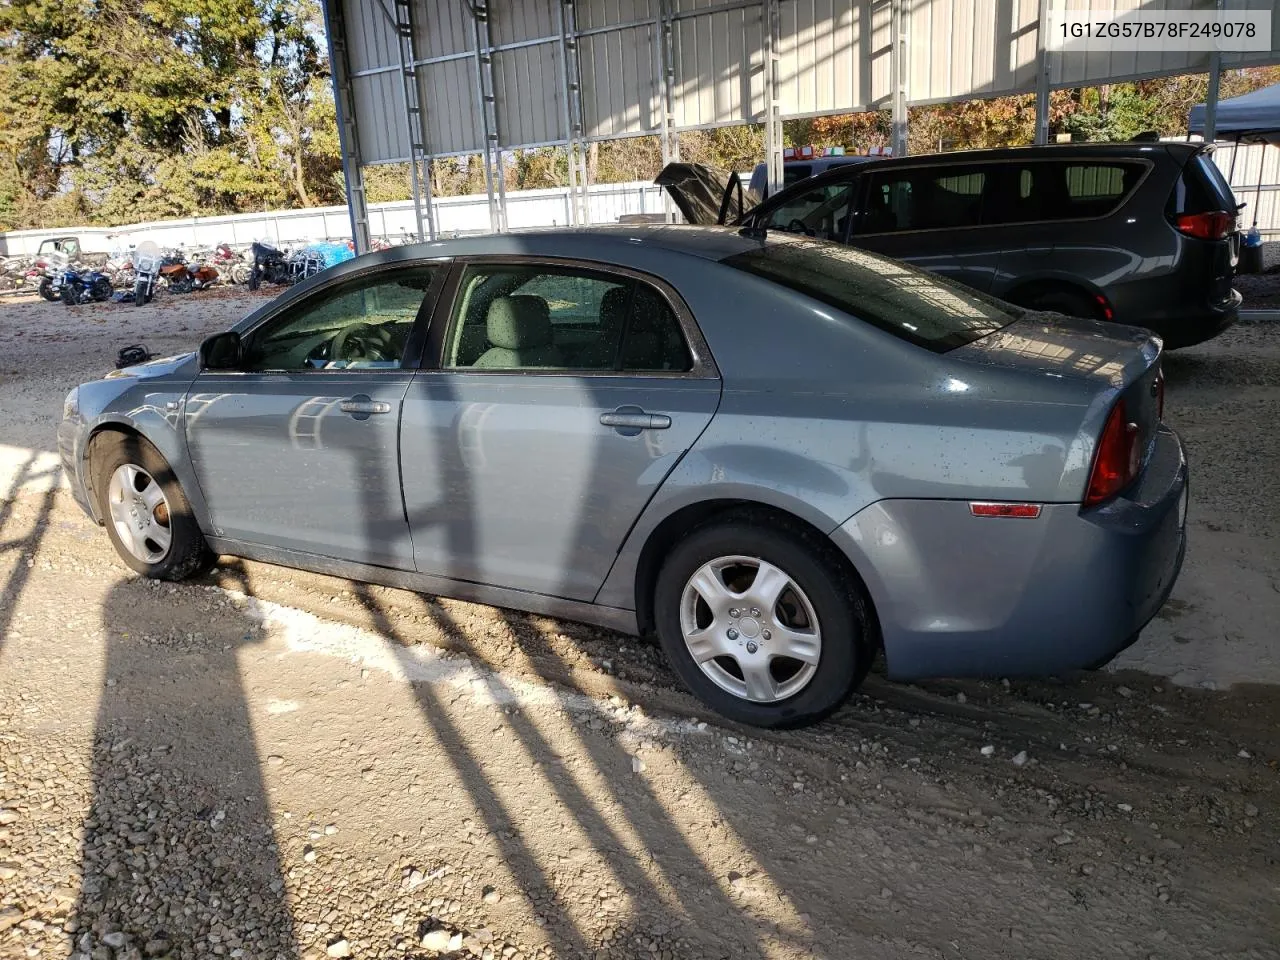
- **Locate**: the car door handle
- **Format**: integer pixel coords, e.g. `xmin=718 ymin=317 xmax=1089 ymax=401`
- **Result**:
xmin=599 ymin=411 xmax=671 ymax=430
xmin=340 ymin=398 xmax=391 ymax=416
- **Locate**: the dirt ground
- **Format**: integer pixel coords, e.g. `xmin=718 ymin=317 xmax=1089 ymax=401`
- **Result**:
xmin=1 ymin=291 xmax=1278 ymax=960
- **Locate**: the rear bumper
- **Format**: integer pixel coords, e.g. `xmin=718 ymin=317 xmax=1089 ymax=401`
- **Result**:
xmin=1146 ymin=288 xmax=1240 ymax=349
xmin=830 ymin=425 xmax=1188 ymax=679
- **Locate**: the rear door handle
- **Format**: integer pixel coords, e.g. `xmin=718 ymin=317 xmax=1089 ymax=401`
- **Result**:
xmin=340 ymin=396 xmax=391 ymax=419
xmin=599 ymin=409 xmax=671 ymax=431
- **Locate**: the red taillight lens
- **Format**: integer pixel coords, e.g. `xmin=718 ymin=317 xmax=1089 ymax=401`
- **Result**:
xmin=1174 ymin=211 xmax=1233 ymax=240
xmin=1085 ymin=399 xmax=1141 ymax=507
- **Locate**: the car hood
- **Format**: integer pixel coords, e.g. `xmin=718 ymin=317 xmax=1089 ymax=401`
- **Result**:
xmin=105 ymin=351 xmax=199 ymax=381
xmin=654 ymin=163 xmax=752 ymax=225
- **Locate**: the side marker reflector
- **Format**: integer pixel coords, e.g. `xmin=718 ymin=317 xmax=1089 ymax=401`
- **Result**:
xmin=969 ymin=502 xmax=1042 ymax=519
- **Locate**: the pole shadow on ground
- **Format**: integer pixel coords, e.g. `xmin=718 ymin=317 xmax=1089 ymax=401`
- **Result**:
xmin=70 ymin=565 xmax=298 ymax=960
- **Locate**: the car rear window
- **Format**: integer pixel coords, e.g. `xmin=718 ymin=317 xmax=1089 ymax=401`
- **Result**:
xmin=722 ymin=235 xmax=1020 ymax=352
xmin=992 ymin=160 xmax=1147 ymax=223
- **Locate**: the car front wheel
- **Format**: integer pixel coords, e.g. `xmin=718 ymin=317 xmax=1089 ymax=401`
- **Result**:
xmin=93 ymin=433 xmax=215 ymax=581
xmin=653 ymin=518 xmax=873 ymax=728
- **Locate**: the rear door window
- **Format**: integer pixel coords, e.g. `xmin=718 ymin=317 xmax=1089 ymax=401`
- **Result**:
xmin=989 ymin=160 xmax=1148 ymax=223
xmin=857 ymin=167 xmax=989 ymax=234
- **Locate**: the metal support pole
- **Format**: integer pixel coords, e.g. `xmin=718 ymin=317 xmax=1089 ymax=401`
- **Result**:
xmin=1202 ymin=0 xmax=1224 ymax=143
xmin=383 ymin=0 xmax=437 ymax=241
xmin=471 ymin=1 xmax=507 ymax=233
xmin=889 ymin=0 xmax=908 ymax=156
xmin=763 ymin=0 xmax=784 ymax=196
xmin=657 ymin=0 xmax=680 ymax=222
xmin=1203 ymin=59 xmax=1222 ymax=143
xmin=323 ymin=0 xmax=372 ymax=253
xmin=1034 ymin=0 xmax=1052 ymax=145
xmin=558 ymin=0 xmax=590 ymax=225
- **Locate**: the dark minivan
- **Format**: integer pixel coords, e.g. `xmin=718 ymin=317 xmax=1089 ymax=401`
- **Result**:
xmin=659 ymin=143 xmax=1242 ymax=348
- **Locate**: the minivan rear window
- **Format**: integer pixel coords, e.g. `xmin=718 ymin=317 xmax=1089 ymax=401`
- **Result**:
xmin=994 ymin=160 xmax=1148 ymax=223
xmin=1170 ymin=153 xmax=1238 ymax=215
xmin=723 ymin=235 xmax=1019 ymax=352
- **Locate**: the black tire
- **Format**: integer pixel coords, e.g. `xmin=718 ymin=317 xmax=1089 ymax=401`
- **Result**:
xmin=134 ymin=283 xmax=147 ymax=307
xmin=91 ymin=433 xmax=215 ymax=581
xmin=653 ymin=516 xmax=874 ymax=729
xmin=38 ymin=278 xmax=57 ymax=302
xmin=247 ymin=268 xmax=260 ymax=291
xmin=60 ymin=284 xmax=77 ymax=305
xmin=1013 ymin=285 xmax=1105 ymax=322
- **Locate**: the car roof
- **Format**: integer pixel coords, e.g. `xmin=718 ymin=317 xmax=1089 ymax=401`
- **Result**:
xmin=369 ymin=225 xmax=769 ymax=266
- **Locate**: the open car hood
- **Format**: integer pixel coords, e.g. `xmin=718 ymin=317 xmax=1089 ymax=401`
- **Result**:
xmin=654 ymin=163 xmax=751 ymax=225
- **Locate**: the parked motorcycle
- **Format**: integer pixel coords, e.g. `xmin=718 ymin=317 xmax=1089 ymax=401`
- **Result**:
xmin=132 ymin=242 xmax=162 ymax=306
xmin=248 ymin=240 xmax=290 ymax=290
xmin=58 ymin=267 xmax=114 ymax=305
xmin=159 ymin=256 xmax=217 ymax=293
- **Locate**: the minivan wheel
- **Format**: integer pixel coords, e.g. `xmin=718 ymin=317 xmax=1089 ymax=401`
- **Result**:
xmin=1014 ymin=286 xmax=1105 ymax=323
xmin=93 ymin=433 xmax=215 ymax=581
xmin=653 ymin=519 xmax=873 ymax=728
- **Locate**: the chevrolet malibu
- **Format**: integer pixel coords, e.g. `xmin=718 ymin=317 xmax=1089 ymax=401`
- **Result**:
xmin=58 ymin=227 xmax=1187 ymax=728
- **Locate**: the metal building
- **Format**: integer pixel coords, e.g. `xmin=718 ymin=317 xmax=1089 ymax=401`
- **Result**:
xmin=322 ymin=0 xmax=1280 ymax=249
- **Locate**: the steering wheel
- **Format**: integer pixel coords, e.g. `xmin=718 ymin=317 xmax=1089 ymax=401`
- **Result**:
xmin=330 ymin=321 xmax=395 ymax=363
xmin=786 ymin=218 xmax=817 ymax=237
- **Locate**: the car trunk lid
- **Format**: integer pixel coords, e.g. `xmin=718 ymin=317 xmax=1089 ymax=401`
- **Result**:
xmin=654 ymin=163 xmax=749 ymax=225
xmin=954 ymin=312 xmax=1164 ymax=477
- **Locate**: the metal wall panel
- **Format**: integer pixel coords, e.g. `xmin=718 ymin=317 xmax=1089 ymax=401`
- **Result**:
xmin=779 ymin=0 xmax=881 ymax=116
xmin=352 ymin=71 xmax=410 ymax=162
xmin=420 ymin=57 xmax=484 ymax=155
xmin=335 ymin=0 xmax=1280 ymax=164
xmin=416 ymin=0 xmax=474 ymax=59
xmin=493 ymin=43 xmax=568 ymax=145
xmin=580 ymin=23 xmax=660 ymax=138
xmin=672 ymin=3 xmax=766 ymax=127
xmin=490 ymin=0 xmax=559 ymax=47
xmin=346 ymin=0 xmax=399 ymax=74
xmin=578 ymin=0 xmax=658 ymax=32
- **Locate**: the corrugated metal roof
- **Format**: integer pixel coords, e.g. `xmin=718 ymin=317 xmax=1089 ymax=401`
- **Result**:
xmin=336 ymin=0 xmax=1280 ymax=165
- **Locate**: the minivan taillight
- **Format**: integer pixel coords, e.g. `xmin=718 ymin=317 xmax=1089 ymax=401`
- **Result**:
xmin=1174 ymin=211 xmax=1233 ymax=240
xmin=1085 ymin=399 xmax=1141 ymax=507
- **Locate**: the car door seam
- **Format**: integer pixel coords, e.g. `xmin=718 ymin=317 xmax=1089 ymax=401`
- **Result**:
xmin=589 ymin=378 xmax=725 ymax=606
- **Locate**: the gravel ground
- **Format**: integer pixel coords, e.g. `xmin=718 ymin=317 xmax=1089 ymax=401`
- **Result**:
xmin=1 ymin=292 xmax=1278 ymax=960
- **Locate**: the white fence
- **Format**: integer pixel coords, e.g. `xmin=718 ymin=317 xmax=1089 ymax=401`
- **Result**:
xmin=0 ymin=181 xmax=669 ymax=256
xmin=3 ymin=143 xmax=1279 ymax=256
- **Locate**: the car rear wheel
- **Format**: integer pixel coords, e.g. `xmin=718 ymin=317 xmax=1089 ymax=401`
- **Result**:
xmin=653 ymin=518 xmax=873 ymax=728
xmin=93 ymin=433 xmax=215 ymax=581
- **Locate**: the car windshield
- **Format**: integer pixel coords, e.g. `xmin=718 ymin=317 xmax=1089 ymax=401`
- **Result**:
xmin=721 ymin=235 xmax=1021 ymax=352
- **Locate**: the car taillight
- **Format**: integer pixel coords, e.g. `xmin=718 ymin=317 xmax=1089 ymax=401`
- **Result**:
xmin=1084 ymin=399 xmax=1141 ymax=507
xmin=1174 ymin=211 xmax=1233 ymax=240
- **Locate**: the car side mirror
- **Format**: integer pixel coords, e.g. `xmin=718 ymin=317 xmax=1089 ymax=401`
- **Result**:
xmin=199 ymin=331 xmax=242 ymax=371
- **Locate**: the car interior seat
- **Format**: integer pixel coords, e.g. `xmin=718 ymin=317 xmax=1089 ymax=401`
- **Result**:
xmin=473 ymin=295 xmax=564 ymax=369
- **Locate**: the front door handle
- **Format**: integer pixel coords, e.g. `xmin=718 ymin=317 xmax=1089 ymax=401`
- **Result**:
xmin=340 ymin=396 xmax=391 ymax=420
xmin=599 ymin=408 xmax=672 ymax=432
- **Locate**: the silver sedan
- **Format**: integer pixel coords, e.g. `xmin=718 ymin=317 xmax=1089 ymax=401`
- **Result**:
xmin=58 ymin=227 xmax=1188 ymax=727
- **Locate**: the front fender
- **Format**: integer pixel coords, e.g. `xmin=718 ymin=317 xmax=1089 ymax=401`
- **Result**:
xmin=75 ymin=377 xmax=208 ymax=530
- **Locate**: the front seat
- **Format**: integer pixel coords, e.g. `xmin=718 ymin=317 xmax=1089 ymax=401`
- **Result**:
xmin=473 ymin=295 xmax=565 ymax=369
